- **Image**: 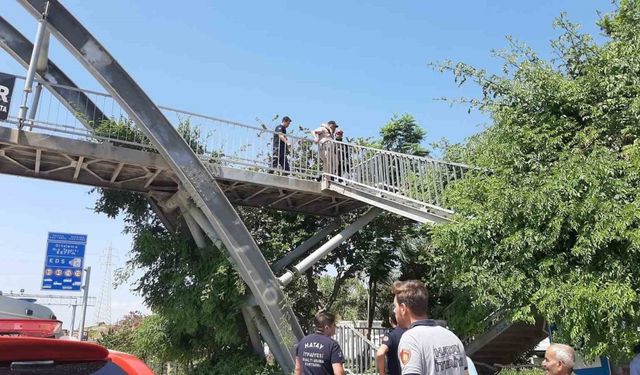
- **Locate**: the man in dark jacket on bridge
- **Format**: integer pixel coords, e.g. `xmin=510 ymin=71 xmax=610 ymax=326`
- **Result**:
xmin=272 ymin=116 xmax=292 ymax=173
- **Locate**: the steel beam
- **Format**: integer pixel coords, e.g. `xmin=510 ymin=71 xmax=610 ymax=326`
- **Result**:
xmin=245 ymin=305 xmax=290 ymax=370
xmin=326 ymin=181 xmax=451 ymax=224
xmin=181 ymin=202 xmax=264 ymax=362
xmin=0 ymin=15 xmax=107 ymax=128
xmin=18 ymin=1 xmax=49 ymax=122
xmin=271 ymin=219 xmax=340 ymax=273
xmin=181 ymin=210 xmax=207 ymax=249
xmin=17 ymin=2 xmax=302 ymax=371
xmin=279 ymin=207 xmax=382 ymax=286
xmin=241 ymin=307 xmax=265 ymax=359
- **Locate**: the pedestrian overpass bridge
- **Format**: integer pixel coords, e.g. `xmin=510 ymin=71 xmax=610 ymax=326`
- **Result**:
xmin=0 ymin=1 xmax=542 ymax=373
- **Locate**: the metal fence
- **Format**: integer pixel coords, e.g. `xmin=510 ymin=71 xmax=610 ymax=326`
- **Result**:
xmin=325 ymin=141 xmax=469 ymax=210
xmin=2 ymin=73 xmax=472 ymax=210
xmin=335 ymin=325 xmax=379 ymax=374
xmin=2 ymin=74 xmax=322 ymax=180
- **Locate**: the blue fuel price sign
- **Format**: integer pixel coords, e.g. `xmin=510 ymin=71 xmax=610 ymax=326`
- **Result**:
xmin=41 ymin=232 xmax=87 ymax=291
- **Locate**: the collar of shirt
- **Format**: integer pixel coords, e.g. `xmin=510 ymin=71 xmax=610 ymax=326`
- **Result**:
xmin=409 ymin=319 xmax=439 ymax=329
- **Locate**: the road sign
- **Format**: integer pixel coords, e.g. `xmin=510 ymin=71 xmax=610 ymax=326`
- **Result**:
xmin=575 ymin=356 xmax=611 ymax=375
xmin=41 ymin=232 xmax=87 ymax=291
xmin=0 ymin=72 xmax=16 ymax=121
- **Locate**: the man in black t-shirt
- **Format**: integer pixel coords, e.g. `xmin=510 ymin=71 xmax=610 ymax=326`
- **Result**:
xmin=376 ymin=307 xmax=406 ymax=375
xmin=294 ymin=311 xmax=345 ymax=375
xmin=272 ymin=116 xmax=292 ymax=172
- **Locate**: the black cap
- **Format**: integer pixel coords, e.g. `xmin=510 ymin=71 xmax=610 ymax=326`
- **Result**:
xmin=283 ymin=116 xmax=292 ymax=122
xmin=327 ymin=120 xmax=338 ymax=127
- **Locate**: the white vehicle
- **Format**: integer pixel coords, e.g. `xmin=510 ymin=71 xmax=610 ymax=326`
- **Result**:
xmin=0 ymin=294 xmax=57 ymax=320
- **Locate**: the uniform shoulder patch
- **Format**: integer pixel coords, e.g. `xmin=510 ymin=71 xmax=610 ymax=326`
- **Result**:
xmin=400 ymin=348 xmax=411 ymax=365
xmin=382 ymin=335 xmax=389 ymax=342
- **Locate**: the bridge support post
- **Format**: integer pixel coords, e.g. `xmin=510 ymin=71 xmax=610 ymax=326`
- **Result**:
xmin=279 ymin=207 xmax=382 ymax=287
xmin=17 ymin=1 xmax=49 ymax=125
xmin=0 ymin=16 xmax=107 ymax=128
xmin=245 ymin=305 xmax=291 ymax=370
xmin=25 ymin=82 xmax=42 ymax=130
xmin=181 ymin=210 xmax=207 ymax=249
xmin=271 ymin=218 xmax=340 ymax=273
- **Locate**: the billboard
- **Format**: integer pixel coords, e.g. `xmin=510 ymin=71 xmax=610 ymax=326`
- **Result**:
xmin=0 ymin=72 xmax=16 ymax=121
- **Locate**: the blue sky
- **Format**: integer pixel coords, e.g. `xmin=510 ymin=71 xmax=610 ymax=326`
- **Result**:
xmin=0 ymin=1 xmax=614 ymax=327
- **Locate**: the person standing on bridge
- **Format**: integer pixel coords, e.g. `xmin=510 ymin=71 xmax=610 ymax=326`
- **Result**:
xmin=272 ymin=116 xmax=292 ymax=173
xmin=333 ymin=128 xmax=351 ymax=179
xmin=393 ymin=280 xmax=467 ymax=375
xmin=294 ymin=311 xmax=345 ymax=375
xmin=541 ymin=344 xmax=575 ymax=375
xmin=376 ymin=305 xmax=406 ymax=375
xmin=312 ymin=120 xmax=338 ymax=176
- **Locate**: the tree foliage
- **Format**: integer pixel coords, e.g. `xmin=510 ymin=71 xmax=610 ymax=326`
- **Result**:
xmin=431 ymin=0 xmax=640 ymax=360
xmin=378 ymin=113 xmax=429 ymax=157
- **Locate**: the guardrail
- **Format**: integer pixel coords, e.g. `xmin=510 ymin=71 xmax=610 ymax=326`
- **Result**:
xmin=2 ymin=74 xmax=322 ymax=180
xmin=324 ymin=141 xmax=469 ymax=210
xmin=2 ymin=72 xmax=472 ymax=211
xmin=335 ymin=325 xmax=380 ymax=375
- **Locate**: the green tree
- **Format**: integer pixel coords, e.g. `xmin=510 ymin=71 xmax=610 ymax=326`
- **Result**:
xmin=345 ymin=114 xmax=431 ymax=334
xmin=378 ymin=114 xmax=428 ymax=157
xmin=430 ymin=1 xmax=640 ymax=360
xmin=97 ymin=311 xmax=145 ymax=356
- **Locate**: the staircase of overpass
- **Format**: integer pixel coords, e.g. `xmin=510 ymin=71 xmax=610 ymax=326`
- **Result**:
xmin=466 ymin=316 xmax=548 ymax=374
xmin=0 ymin=1 xmax=536 ymax=373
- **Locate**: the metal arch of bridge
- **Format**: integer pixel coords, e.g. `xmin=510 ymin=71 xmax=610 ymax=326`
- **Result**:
xmin=15 ymin=0 xmax=303 ymax=372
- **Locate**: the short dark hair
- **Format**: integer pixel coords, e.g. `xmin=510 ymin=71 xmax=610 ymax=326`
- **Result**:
xmin=392 ymin=280 xmax=428 ymax=317
xmin=327 ymin=120 xmax=338 ymax=127
xmin=388 ymin=304 xmax=397 ymax=325
xmin=313 ymin=311 xmax=336 ymax=331
xmin=282 ymin=116 xmax=292 ymax=123
xmin=634 ymin=343 xmax=640 ymax=354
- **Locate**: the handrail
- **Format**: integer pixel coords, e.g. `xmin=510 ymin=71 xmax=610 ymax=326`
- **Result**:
xmin=331 ymin=139 xmax=472 ymax=168
xmin=4 ymin=73 xmax=320 ymax=145
xmin=345 ymin=325 xmax=377 ymax=348
xmin=323 ymin=141 xmax=470 ymax=211
xmin=3 ymin=72 xmax=473 ymax=168
xmin=4 ymin=74 xmax=323 ymax=179
xmin=2 ymin=71 xmax=473 ymax=216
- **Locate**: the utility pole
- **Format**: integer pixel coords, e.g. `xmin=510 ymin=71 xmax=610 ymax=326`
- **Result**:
xmin=69 ymin=303 xmax=77 ymax=335
xmin=78 ymin=266 xmax=91 ymax=340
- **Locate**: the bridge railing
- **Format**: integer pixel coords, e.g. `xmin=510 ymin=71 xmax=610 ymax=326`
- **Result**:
xmin=159 ymin=106 xmax=321 ymax=179
xmin=2 ymin=73 xmax=472 ymax=206
xmin=2 ymin=74 xmax=322 ymax=180
xmin=324 ymin=140 xmax=470 ymax=211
